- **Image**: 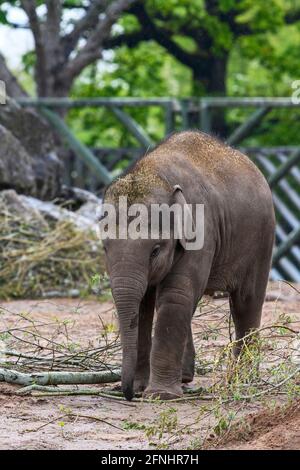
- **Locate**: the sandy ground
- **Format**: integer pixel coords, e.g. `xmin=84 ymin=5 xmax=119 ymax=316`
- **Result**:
xmin=219 ymin=401 xmax=300 ymax=450
xmin=0 ymin=281 xmax=299 ymax=450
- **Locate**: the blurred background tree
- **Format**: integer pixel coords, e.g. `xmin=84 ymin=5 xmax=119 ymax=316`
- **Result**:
xmin=1 ymin=1 xmax=300 ymax=282
xmin=0 ymin=0 xmax=137 ymax=97
xmin=1 ymin=0 xmax=300 ymax=146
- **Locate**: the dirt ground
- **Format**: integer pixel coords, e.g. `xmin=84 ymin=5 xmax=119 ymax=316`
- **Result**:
xmin=0 ymin=281 xmax=299 ymax=450
xmin=219 ymin=400 xmax=300 ymax=450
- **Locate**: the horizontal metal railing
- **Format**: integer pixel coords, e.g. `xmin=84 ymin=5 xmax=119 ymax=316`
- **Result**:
xmin=15 ymin=97 xmax=300 ymax=281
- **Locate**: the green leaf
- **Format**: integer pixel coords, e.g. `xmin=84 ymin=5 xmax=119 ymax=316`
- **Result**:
xmin=0 ymin=8 xmax=8 ymax=24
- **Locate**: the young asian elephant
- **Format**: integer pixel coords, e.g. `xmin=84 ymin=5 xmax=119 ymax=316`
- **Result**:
xmin=102 ymin=131 xmax=275 ymax=401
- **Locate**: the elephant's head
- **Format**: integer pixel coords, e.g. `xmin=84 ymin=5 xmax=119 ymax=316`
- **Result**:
xmin=101 ymin=172 xmax=192 ymax=400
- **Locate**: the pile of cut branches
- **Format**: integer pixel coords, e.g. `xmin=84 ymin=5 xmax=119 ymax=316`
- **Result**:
xmin=0 ymin=193 xmax=105 ymax=299
xmin=0 ymin=305 xmax=120 ymax=372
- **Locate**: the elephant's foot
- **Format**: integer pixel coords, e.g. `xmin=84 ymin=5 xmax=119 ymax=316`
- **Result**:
xmin=182 ymin=371 xmax=194 ymax=383
xmin=143 ymin=383 xmax=183 ymax=400
xmin=133 ymin=375 xmax=149 ymax=394
xmin=182 ymin=355 xmax=195 ymax=383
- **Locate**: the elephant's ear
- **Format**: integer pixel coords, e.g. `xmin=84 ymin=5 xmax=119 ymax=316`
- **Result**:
xmin=172 ymin=185 xmax=195 ymax=250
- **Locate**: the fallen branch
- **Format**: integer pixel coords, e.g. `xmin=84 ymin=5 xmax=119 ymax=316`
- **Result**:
xmin=1 ymin=348 xmax=120 ymax=372
xmin=32 ymin=412 xmax=124 ymax=432
xmin=17 ymin=384 xmax=124 ymax=396
xmin=16 ymin=383 xmax=214 ymax=403
xmin=0 ymin=368 xmax=121 ymax=386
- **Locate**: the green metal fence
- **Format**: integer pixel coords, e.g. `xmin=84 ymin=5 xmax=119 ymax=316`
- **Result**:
xmin=16 ymin=97 xmax=300 ymax=282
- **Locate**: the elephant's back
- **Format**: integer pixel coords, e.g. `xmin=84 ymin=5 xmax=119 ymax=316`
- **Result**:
xmin=152 ymin=131 xmax=258 ymax=178
xmin=147 ymin=131 xmax=269 ymax=196
xmin=143 ymin=131 xmax=274 ymax=219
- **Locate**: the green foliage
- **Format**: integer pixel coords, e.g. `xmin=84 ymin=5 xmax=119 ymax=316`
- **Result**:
xmin=3 ymin=0 xmax=300 ymax=148
xmin=144 ymin=407 xmax=179 ymax=448
xmin=227 ymin=18 xmax=300 ymax=145
xmin=69 ymin=40 xmax=192 ymax=149
xmin=67 ymin=0 xmax=300 ymax=148
xmin=213 ymin=409 xmax=235 ymax=436
xmin=0 ymin=1 xmax=18 ymax=24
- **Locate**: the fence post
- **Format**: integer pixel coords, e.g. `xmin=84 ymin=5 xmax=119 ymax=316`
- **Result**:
xmin=165 ymin=102 xmax=175 ymax=136
xmin=181 ymin=99 xmax=190 ymax=130
xmin=200 ymin=100 xmax=211 ymax=133
xmin=40 ymin=107 xmax=112 ymax=185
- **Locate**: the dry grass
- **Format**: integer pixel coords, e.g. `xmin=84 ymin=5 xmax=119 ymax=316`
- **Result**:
xmin=0 ymin=199 xmax=105 ymax=299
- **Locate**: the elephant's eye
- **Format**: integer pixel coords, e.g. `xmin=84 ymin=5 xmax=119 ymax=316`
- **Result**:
xmin=150 ymin=245 xmax=161 ymax=259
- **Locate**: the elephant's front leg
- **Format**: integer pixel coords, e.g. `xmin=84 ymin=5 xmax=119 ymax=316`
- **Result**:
xmin=144 ymin=281 xmax=193 ymax=400
xmin=134 ymin=287 xmax=156 ymax=393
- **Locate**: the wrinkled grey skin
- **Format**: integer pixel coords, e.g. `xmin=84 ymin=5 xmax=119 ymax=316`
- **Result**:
xmin=102 ymin=131 xmax=275 ymax=401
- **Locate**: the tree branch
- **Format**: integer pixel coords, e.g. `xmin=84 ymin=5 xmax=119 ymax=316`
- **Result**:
xmin=103 ymin=29 xmax=146 ymax=49
xmin=285 ymin=10 xmax=300 ymax=24
xmin=0 ymin=53 xmax=28 ymax=97
xmin=46 ymin=0 xmax=62 ymax=39
xmin=20 ymin=0 xmax=48 ymax=96
xmin=62 ymin=0 xmax=108 ymax=59
xmin=63 ymin=0 xmax=137 ymax=81
xmin=128 ymin=2 xmax=199 ymax=69
xmin=0 ymin=367 xmax=121 ymax=387
xmin=4 ymin=21 xmax=30 ymax=29
xmin=20 ymin=0 xmax=43 ymax=45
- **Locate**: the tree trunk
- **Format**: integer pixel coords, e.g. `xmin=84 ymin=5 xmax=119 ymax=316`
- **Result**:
xmin=193 ymin=54 xmax=229 ymax=137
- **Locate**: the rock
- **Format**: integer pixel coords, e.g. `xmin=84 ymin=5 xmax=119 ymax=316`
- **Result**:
xmin=62 ymin=186 xmax=100 ymax=204
xmin=0 ymin=97 xmax=62 ymax=199
xmin=41 ymin=289 xmax=81 ymax=298
xmin=0 ymin=189 xmax=100 ymax=234
xmin=59 ymin=185 xmax=102 ymax=218
xmin=76 ymin=200 xmax=102 ymax=223
xmin=0 ymin=125 xmax=37 ymax=195
xmin=0 ymin=189 xmax=47 ymax=229
xmin=0 ymin=186 xmax=102 ymax=236
xmin=19 ymin=194 xmax=100 ymax=233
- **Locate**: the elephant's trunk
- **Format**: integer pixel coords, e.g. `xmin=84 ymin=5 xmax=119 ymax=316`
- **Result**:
xmin=111 ymin=270 xmax=147 ymax=401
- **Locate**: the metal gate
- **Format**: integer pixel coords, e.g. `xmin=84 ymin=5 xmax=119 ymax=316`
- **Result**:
xmin=17 ymin=97 xmax=300 ymax=281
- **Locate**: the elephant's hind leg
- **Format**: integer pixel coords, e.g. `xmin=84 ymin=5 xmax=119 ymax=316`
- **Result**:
xmin=230 ymin=233 xmax=273 ymax=359
xmin=229 ymin=274 xmax=267 ymax=359
xmin=230 ymin=291 xmax=263 ymax=359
